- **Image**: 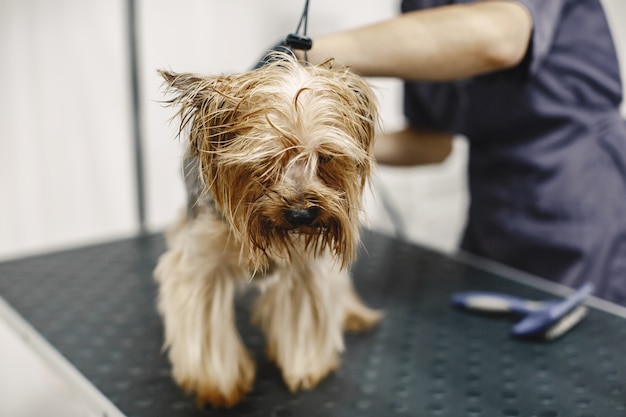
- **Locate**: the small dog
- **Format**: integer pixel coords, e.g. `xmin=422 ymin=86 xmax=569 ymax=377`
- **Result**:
xmin=154 ymin=52 xmax=382 ymax=408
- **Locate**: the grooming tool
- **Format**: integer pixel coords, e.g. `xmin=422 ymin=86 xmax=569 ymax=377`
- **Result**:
xmin=451 ymin=283 xmax=594 ymax=340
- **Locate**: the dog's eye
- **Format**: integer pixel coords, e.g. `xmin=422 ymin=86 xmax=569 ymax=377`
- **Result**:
xmin=318 ymin=154 xmax=334 ymax=164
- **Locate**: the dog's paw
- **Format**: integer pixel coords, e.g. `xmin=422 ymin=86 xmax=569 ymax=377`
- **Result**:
xmin=266 ymin=340 xmax=340 ymax=392
xmin=282 ymin=354 xmax=339 ymax=392
xmin=176 ymin=351 xmax=256 ymax=408
xmin=343 ymin=304 xmax=384 ymax=333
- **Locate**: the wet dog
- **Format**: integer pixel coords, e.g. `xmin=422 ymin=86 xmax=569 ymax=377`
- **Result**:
xmin=154 ymin=52 xmax=382 ymax=407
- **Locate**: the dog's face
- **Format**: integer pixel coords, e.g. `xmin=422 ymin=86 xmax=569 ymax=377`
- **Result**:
xmin=160 ymin=53 xmax=378 ymax=271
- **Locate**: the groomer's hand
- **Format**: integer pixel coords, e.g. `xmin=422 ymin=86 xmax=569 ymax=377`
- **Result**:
xmin=374 ymin=127 xmax=453 ymax=166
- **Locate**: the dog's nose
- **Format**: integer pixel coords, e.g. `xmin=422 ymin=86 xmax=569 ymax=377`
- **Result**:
xmin=284 ymin=207 xmax=319 ymax=227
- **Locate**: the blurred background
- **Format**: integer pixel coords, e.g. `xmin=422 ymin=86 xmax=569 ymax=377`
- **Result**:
xmin=1 ymin=1 xmax=626 ymax=415
xmin=0 ymin=0 xmax=459 ymax=262
xmin=1 ymin=0 xmax=625 ymax=261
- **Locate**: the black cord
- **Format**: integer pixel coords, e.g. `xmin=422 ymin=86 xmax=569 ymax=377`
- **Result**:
xmin=286 ymin=0 xmax=312 ymax=61
xmin=295 ymin=0 xmax=309 ymax=36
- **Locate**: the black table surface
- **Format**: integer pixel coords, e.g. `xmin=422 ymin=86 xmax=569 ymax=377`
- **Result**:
xmin=0 ymin=230 xmax=625 ymax=417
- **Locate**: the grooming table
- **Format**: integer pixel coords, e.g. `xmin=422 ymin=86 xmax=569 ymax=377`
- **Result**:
xmin=0 ymin=231 xmax=625 ymax=417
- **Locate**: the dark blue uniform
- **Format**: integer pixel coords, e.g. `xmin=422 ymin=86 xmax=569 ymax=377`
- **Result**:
xmin=402 ymin=0 xmax=626 ymax=305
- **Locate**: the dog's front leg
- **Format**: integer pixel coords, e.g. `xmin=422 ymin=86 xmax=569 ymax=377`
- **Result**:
xmin=155 ymin=245 xmax=255 ymax=408
xmin=252 ymin=260 xmax=349 ymax=392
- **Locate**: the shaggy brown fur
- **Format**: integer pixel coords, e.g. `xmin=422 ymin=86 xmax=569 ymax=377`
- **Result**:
xmin=154 ymin=52 xmax=382 ymax=408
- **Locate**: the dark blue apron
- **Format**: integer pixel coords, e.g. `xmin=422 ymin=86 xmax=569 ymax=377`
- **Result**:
xmin=401 ymin=0 xmax=626 ymax=304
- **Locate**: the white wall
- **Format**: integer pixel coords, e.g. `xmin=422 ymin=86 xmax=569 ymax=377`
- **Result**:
xmin=0 ymin=0 xmax=137 ymax=260
xmin=1 ymin=0 xmax=625 ymax=260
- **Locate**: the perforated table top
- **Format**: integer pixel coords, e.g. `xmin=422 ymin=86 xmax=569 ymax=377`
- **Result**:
xmin=0 ymin=230 xmax=625 ymax=417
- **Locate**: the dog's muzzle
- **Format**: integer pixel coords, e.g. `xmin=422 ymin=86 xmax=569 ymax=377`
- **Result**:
xmin=284 ymin=207 xmax=319 ymax=227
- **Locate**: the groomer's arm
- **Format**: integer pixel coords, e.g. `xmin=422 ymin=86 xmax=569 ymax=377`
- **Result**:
xmin=374 ymin=127 xmax=453 ymax=166
xmin=307 ymin=1 xmax=532 ymax=81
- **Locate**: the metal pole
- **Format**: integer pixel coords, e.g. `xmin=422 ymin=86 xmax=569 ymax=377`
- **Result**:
xmin=126 ymin=0 xmax=147 ymax=235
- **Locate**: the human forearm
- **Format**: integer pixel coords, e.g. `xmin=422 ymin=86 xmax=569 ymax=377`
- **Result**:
xmin=307 ymin=1 xmax=532 ymax=81
xmin=374 ymin=127 xmax=453 ymax=166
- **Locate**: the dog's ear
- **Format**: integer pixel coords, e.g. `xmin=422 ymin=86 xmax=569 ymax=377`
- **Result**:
xmin=159 ymin=70 xmax=203 ymax=97
xmin=345 ymin=73 xmax=378 ymax=156
xmin=327 ymin=71 xmax=378 ymax=170
xmin=158 ymin=70 xmax=240 ymax=156
xmin=314 ymin=61 xmax=378 ymax=157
